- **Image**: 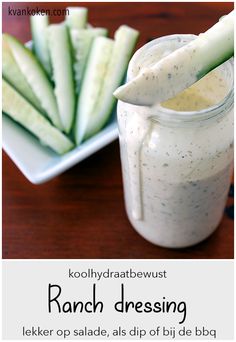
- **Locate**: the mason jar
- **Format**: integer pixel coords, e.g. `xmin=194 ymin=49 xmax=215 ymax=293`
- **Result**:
xmin=117 ymin=35 xmax=234 ymax=248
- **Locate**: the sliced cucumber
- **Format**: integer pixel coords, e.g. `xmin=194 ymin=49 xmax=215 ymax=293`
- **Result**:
xmin=2 ymin=35 xmax=44 ymax=113
xmin=30 ymin=14 xmax=52 ymax=77
xmin=70 ymin=27 xmax=108 ymax=92
xmin=74 ymin=36 xmax=114 ymax=144
xmin=114 ymin=11 xmax=234 ymax=106
xmin=3 ymin=80 xmax=73 ymax=155
xmin=47 ymin=23 xmax=76 ymax=133
xmin=85 ymin=25 xmax=139 ymax=139
xmin=4 ymin=34 xmax=62 ymax=130
xmin=66 ymin=7 xmax=88 ymax=29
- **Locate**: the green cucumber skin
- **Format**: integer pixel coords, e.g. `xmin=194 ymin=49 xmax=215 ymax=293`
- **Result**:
xmin=2 ymin=35 xmax=44 ymax=113
xmin=30 ymin=14 xmax=52 ymax=77
xmin=197 ymin=50 xmax=233 ymax=79
xmin=70 ymin=28 xmax=108 ymax=93
xmin=4 ymin=34 xmax=63 ymax=130
xmin=85 ymin=25 xmax=139 ymax=139
xmin=3 ymin=80 xmax=74 ymax=155
xmin=196 ymin=12 xmax=234 ymax=79
xmin=74 ymin=36 xmax=114 ymax=145
xmin=66 ymin=7 xmax=88 ymax=29
xmin=47 ymin=24 xmax=76 ymax=134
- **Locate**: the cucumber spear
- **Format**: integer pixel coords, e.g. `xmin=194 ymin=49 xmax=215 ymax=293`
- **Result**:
xmin=2 ymin=35 xmax=44 ymax=113
xmin=30 ymin=14 xmax=52 ymax=77
xmin=84 ymin=25 xmax=139 ymax=140
xmin=3 ymin=79 xmax=73 ymax=155
xmin=47 ymin=23 xmax=76 ymax=133
xmin=70 ymin=28 xmax=108 ymax=93
xmin=74 ymin=36 xmax=114 ymax=145
xmin=114 ymin=10 xmax=234 ymax=106
xmin=65 ymin=7 xmax=88 ymax=30
xmin=4 ymin=34 xmax=63 ymax=130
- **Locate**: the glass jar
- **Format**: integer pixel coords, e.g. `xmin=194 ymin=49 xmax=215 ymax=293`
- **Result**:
xmin=117 ymin=35 xmax=234 ymax=248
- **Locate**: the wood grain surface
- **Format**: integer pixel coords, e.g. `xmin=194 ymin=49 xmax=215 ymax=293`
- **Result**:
xmin=2 ymin=2 xmax=234 ymax=259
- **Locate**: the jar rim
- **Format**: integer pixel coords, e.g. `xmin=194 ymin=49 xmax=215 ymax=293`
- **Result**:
xmin=128 ymin=34 xmax=234 ymax=124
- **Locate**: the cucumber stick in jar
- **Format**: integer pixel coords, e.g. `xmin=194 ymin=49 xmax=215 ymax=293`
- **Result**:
xmin=74 ymin=36 xmax=114 ymax=145
xmin=84 ymin=25 xmax=139 ymax=140
xmin=114 ymin=10 xmax=234 ymax=106
xmin=30 ymin=14 xmax=52 ymax=77
xmin=3 ymin=80 xmax=74 ymax=155
xmin=70 ymin=28 xmax=108 ymax=92
xmin=47 ymin=23 xmax=76 ymax=133
xmin=2 ymin=35 xmax=44 ymax=113
xmin=4 ymin=34 xmax=62 ymax=130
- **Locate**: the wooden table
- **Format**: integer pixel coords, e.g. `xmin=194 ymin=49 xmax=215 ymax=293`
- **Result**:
xmin=2 ymin=2 xmax=234 ymax=259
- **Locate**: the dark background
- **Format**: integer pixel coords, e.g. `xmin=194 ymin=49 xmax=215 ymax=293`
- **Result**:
xmin=2 ymin=2 xmax=234 ymax=259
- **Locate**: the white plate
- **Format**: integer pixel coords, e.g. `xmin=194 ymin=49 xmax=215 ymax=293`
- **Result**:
xmin=2 ymin=41 xmax=118 ymax=184
xmin=3 ymin=113 xmax=118 ymax=184
xmin=3 ymin=40 xmax=119 ymax=184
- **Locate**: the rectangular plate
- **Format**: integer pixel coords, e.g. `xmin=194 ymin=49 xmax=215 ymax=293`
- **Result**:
xmin=3 ymin=40 xmax=119 ymax=184
xmin=3 ymin=114 xmax=118 ymax=184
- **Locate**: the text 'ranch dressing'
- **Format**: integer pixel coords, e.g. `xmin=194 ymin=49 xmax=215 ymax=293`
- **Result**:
xmin=117 ymin=35 xmax=234 ymax=248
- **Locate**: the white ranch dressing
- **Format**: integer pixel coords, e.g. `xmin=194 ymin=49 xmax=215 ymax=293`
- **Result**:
xmin=117 ymin=35 xmax=233 ymax=247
